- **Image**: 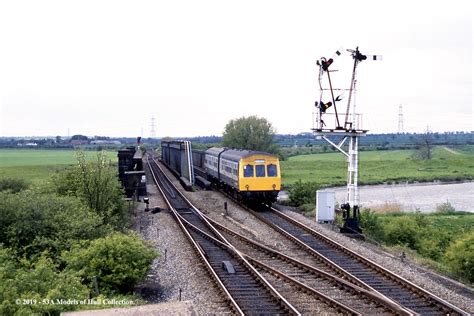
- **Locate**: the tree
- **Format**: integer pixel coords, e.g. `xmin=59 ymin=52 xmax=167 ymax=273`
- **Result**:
xmin=71 ymin=134 xmax=89 ymax=141
xmin=52 ymin=150 xmax=128 ymax=229
xmin=222 ymin=116 xmax=278 ymax=153
xmin=72 ymin=151 xmax=128 ymax=228
xmin=415 ymin=126 xmax=434 ymax=160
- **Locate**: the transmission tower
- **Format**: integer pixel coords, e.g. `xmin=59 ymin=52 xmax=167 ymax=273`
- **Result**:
xmin=398 ymin=105 xmax=404 ymax=134
xmin=150 ymin=116 xmax=157 ymax=138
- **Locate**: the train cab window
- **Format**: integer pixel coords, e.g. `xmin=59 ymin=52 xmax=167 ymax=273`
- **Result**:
xmin=244 ymin=164 xmax=254 ymax=177
xmin=255 ymin=165 xmax=265 ymax=177
xmin=267 ymin=164 xmax=277 ymax=177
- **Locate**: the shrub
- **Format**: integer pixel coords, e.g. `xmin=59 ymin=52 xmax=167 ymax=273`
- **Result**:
xmin=0 ymin=191 xmax=104 ymax=259
xmin=444 ymin=231 xmax=474 ymax=283
xmin=288 ymin=180 xmax=320 ymax=206
xmin=0 ymin=249 xmax=89 ymax=316
xmin=417 ymin=236 xmax=446 ymax=261
xmin=0 ymin=247 xmax=19 ymax=316
xmin=436 ymin=201 xmax=456 ymax=214
xmin=50 ymin=167 xmax=81 ymax=197
xmin=0 ymin=177 xmax=29 ymax=193
xmin=383 ymin=217 xmax=421 ymax=249
xmin=300 ymin=203 xmax=315 ymax=216
xmin=360 ymin=209 xmax=384 ymax=240
xmin=52 ymin=151 xmax=129 ymax=229
xmin=63 ymin=233 xmax=158 ymax=294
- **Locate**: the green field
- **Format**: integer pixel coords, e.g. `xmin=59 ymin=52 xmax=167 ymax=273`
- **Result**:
xmin=0 ymin=149 xmax=117 ymax=183
xmin=2 ymin=146 xmax=474 ymax=186
xmin=281 ymin=146 xmax=474 ymax=187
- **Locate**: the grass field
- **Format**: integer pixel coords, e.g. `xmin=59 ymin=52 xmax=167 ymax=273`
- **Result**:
xmin=0 ymin=149 xmax=118 ymax=183
xmin=281 ymin=146 xmax=474 ymax=187
xmin=2 ymin=146 xmax=474 ymax=186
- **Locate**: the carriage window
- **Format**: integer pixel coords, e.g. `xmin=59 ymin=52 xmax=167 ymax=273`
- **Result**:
xmin=267 ymin=164 xmax=277 ymax=177
xmin=244 ymin=164 xmax=254 ymax=177
xmin=255 ymin=165 xmax=265 ymax=177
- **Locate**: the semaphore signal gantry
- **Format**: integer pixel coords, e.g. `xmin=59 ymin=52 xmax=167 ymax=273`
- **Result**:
xmin=313 ymin=47 xmax=381 ymax=235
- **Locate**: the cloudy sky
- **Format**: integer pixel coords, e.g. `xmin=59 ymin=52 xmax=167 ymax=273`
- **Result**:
xmin=0 ymin=0 xmax=472 ymax=138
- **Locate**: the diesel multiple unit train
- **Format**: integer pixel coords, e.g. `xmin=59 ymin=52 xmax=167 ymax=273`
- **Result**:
xmin=161 ymin=141 xmax=281 ymax=203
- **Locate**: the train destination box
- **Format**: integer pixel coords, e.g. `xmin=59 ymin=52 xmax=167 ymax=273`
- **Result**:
xmin=316 ymin=190 xmax=335 ymax=223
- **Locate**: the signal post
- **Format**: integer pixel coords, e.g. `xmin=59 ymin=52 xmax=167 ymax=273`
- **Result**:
xmin=313 ymin=47 xmax=380 ymax=235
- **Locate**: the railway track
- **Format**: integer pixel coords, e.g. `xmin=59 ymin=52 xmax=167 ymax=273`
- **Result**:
xmin=146 ymin=156 xmax=298 ymax=315
xmin=150 ymin=154 xmax=469 ymax=315
xmin=203 ymin=214 xmax=410 ymax=315
xmin=248 ymin=205 xmax=470 ymax=316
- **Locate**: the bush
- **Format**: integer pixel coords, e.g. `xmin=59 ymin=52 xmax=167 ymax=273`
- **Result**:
xmin=417 ymin=237 xmax=445 ymax=261
xmin=360 ymin=209 xmax=384 ymax=240
xmin=300 ymin=203 xmax=315 ymax=216
xmin=0 ymin=248 xmax=89 ymax=316
xmin=0 ymin=247 xmax=18 ymax=316
xmin=63 ymin=233 xmax=158 ymax=294
xmin=436 ymin=201 xmax=456 ymax=213
xmin=0 ymin=177 xmax=29 ymax=193
xmin=444 ymin=231 xmax=474 ymax=283
xmin=52 ymin=151 xmax=129 ymax=229
xmin=50 ymin=167 xmax=81 ymax=197
xmin=0 ymin=190 xmax=105 ymax=259
xmin=288 ymin=180 xmax=320 ymax=206
xmin=383 ymin=217 xmax=421 ymax=249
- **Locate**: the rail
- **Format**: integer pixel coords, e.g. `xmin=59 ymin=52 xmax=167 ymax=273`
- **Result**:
xmin=146 ymin=155 xmax=300 ymax=315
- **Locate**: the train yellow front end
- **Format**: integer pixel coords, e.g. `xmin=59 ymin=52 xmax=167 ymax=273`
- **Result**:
xmin=238 ymin=153 xmax=280 ymax=192
xmin=204 ymin=148 xmax=281 ymax=204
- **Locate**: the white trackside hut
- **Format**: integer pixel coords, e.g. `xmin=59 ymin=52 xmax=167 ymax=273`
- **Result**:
xmin=316 ymin=190 xmax=335 ymax=223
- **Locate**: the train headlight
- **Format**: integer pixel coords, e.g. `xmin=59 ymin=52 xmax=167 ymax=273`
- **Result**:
xmin=245 ymin=185 xmax=249 ymax=191
xmin=272 ymin=184 xmax=276 ymax=190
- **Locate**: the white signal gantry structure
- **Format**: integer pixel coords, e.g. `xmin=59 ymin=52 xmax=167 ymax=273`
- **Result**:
xmin=313 ymin=47 xmax=381 ymax=234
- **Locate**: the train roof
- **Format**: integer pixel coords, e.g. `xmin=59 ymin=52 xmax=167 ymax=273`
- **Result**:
xmin=205 ymin=147 xmax=226 ymax=157
xmin=205 ymin=147 xmax=277 ymax=161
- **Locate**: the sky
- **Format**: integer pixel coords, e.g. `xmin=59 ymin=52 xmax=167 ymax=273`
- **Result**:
xmin=0 ymin=0 xmax=472 ymax=138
